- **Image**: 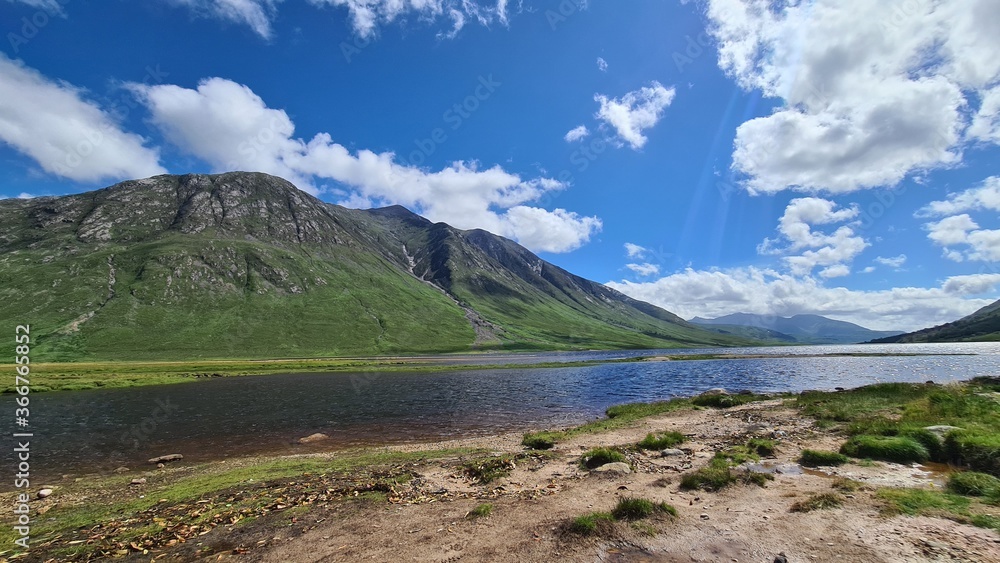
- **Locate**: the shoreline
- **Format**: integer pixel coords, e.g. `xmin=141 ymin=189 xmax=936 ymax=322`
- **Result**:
xmin=2 ymin=347 xmax=973 ymax=393
xmin=6 ymin=379 xmax=999 ymax=562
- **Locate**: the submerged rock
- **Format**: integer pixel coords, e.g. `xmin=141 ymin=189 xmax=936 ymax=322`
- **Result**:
xmin=148 ymin=454 xmax=183 ymax=464
xmin=298 ymin=433 xmax=330 ymax=444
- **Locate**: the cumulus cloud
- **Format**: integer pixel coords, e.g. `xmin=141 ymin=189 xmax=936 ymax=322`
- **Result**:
xmin=595 ymin=81 xmax=675 ymax=150
xmin=596 ymin=57 xmax=608 ymax=72
xmin=758 ymin=198 xmax=867 ymax=276
xmin=0 ymin=54 xmax=166 ymax=183
xmin=624 ymin=243 xmax=648 ymax=259
xmin=918 ymin=177 xmax=1000 ymax=262
xmin=704 ymin=0 xmax=1000 ymax=194
xmin=626 ymin=263 xmax=660 ymax=277
xmin=131 ymin=77 xmax=600 ymax=253
xmin=309 ymin=0 xmax=510 ymax=38
xmin=563 ymin=125 xmax=589 ymax=143
xmin=168 ymin=0 xmax=281 ymax=39
xmin=918 ymin=176 xmax=1000 ymax=217
xmin=874 ymin=254 xmax=907 ymax=268
xmin=607 ymin=267 xmax=997 ymax=332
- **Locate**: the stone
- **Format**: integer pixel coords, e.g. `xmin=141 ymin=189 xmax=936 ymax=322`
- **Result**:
xmin=113 ymin=466 xmax=130 ymax=473
xmin=923 ymin=425 xmax=961 ymax=441
xmin=592 ymin=462 xmax=631 ymax=474
xmin=37 ymin=488 xmax=53 ymax=499
xmin=298 ymin=432 xmax=329 ymax=444
xmin=148 ymin=454 xmax=183 ymax=464
xmin=774 ymin=554 xmax=788 ymax=563
xmin=157 ymin=463 xmax=165 ymax=469
xmin=700 ymin=388 xmax=729 ymax=396
xmin=660 ymin=448 xmax=685 ymax=457
xmin=130 ymin=478 xmax=147 ymax=485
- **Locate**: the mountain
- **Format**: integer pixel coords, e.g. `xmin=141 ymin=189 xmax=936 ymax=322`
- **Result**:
xmin=690 ymin=313 xmax=903 ymax=345
xmin=0 ymin=172 xmax=751 ymax=361
xmin=870 ymin=299 xmax=1000 ymax=343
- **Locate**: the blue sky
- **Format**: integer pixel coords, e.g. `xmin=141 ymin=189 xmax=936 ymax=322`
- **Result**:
xmin=1 ymin=0 xmax=999 ymax=331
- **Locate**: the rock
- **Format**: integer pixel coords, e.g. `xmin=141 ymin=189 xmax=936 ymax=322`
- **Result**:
xmin=297 ymin=433 xmax=329 ymax=444
xmin=592 ymin=462 xmax=631 ymax=474
xmin=700 ymin=388 xmax=729 ymax=396
xmin=923 ymin=425 xmax=961 ymax=442
xmin=113 ymin=466 xmax=130 ymax=473
xmin=148 ymin=454 xmax=183 ymax=464
xmin=660 ymin=448 xmax=685 ymax=457
xmin=774 ymin=554 xmax=788 ymax=563
xmin=157 ymin=463 xmax=165 ymax=469
xmin=700 ymin=513 xmax=710 ymax=520
xmin=130 ymin=478 xmax=146 ymax=485
xmin=37 ymin=488 xmax=53 ymax=499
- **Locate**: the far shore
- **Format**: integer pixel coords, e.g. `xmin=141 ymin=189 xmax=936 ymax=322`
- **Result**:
xmin=2 ymin=347 xmax=972 ymax=393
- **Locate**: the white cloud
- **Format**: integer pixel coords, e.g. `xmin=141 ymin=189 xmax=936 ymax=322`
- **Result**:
xmin=596 ymin=57 xmax=608 ymax=72
xmin=8 ymin=0 xmax=66 ymax=15
xmin=874 ymin=254 xmax=907 ymax=268
xmin=923 ymin=213 xmax=1000 ymax=262
xmin=594 ymin=81 xmax=675 ymax=150
xmin=309 ymin=0 xmax=509 ymax=38
xmin=704 ymin=0 xmax=1000 ymax=194
xmin=607 ymin=267 xmax=998 ymax=332
xmin=168 ymin=0 xmax=281 ymax=39
xmin=624 ymin=243 xmax=648 ymax=259
xmin=0 ymin=54 xmax=166 ymax=183
xmin=758 ymin=197 xmax=867 ymax=276
xmin=131 ymin=77 xmax=600 ymax=253
xmin=918 ymin=176 xmax=1000 ymax=217
xmin=861 ymin=266 xmax=876 ymax=274
xmin=926 ymin=214 xmax=979 ymax=246
xmin=942 ymin=274 xmax=1000 ymax=296
xmin=626 ymin=263 xmax=660 ymax=277
xmin=969 ymin=86 xmax=1000 ymax=144
xmin=563 ymin=125 xmax=589 ymax=143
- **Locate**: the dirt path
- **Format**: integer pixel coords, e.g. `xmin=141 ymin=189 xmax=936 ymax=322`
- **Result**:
xmin=157 ymin=400 xmax=1000 ymax=563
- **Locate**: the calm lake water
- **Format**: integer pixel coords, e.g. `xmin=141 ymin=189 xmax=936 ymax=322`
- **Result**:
xmin=18 ymin=342 xmax=1000 ymax=481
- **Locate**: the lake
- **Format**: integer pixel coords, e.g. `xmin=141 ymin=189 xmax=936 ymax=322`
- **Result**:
xmin=20 ymin=342 xmax=1000 ymax=481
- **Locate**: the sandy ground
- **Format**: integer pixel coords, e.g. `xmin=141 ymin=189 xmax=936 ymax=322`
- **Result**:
xmin=108 ymin=399 xmax=1000 ymax=563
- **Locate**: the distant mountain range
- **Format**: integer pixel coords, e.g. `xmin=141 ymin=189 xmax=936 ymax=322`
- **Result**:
xmin=0 ymin=172 xmax=753 ymax=361
xmin=689 ymin=313 xmax=904 ymax=345
xmin=871 ymin=299 xmax=1000 ymax=343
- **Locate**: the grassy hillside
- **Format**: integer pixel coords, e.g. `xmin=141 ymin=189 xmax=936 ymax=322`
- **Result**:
xmin=0 ymin=172 xmax=752 ymax=361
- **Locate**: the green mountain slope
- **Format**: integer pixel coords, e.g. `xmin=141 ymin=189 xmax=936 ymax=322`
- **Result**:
xmin=871 ymin=300 xmax=1000 ymax=343
xmin=0 ymin=172 xmax=751 ymax=361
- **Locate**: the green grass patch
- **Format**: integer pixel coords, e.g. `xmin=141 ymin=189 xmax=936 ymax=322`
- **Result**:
xmin=945 ymin=431 xmax=1000 ymax=476
xmin=947 ymin=471 xmax=1000 ymax=497
xmin=610 ymin=497 xmax=677 ymax=520
xmin=521 ymin=432 xmax=557 ymax=450
xmin=790 ymin=492 xmax=843 ymax=512
xmin=831 ymin=477 xmax=863 ymax=492
xmin=522 ymin=398 xmax=693 ymax=449
xmin=580 ymin=447 xmax=626 ymax=469
xmin=679 ymin=457 xmax=736 ymax=491
xmin=637 ymin=431 xmax=685 ymax=450
xmin=877 ymin=488 xmax=971 ymax=516
xmin=467 ymin=503 xmax=493 ymax=519
xmin=746 ymin=438 xmax=777 ymax=457
xmin=840 ymin=435 xmax=930 ymax=464
xmin=691 ymin=393 xmax=769 ymax=409
xmin=799 ymin=449 xmax=850 ymax=466
xmin=567 ymin=512 xmax=615 ymax=536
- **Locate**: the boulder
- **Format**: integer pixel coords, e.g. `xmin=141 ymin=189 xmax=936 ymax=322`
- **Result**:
xmin=592 ymin=462 xmax=631 ymax=474
xmin=660 ymin=448 xmax=685 ymax=457
xmin=130 ymin=478 xmax=146 ymax=485
xmin=923 ymin=425 xmax=962 ymax=442
xmin=700 ymin=388 xmax=729 ymax=396
xmin=298 ymin=433 xmax=329 ymax=444
xmin=37 ymin=488 xmax=53 ymax=499
xmin=148 ymin=454 xmax=183 ymax=464
xmin=113 ymin=466 xmax=130 ymax=474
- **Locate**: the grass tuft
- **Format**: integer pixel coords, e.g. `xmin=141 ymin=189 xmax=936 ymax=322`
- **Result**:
xmin=947 ymin=471 xmax=1000 ymax=497
xmin=637 ymin=431 xmax=685 ymax=450
xmin=462 ymin=455 xmax=517 ymax=483
xmin=799 ymin=449 xmax=850 ymax=467
xmin=611 ymin=497 xmax=676 ymax=520
xmin=521 ymin=432 xmax=557 ymax=450
xmin=467 ymin=503 xmax=493 ymax=519
xmin=840 ymin=435 xmax=930 ymax=464
xmin=790 ymin=492 xmax=843 ymax=512
xmin=679 ymin=457 xmax=736 ymax=491
xmin=567 ymin=512 xmax=615 ymax=536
